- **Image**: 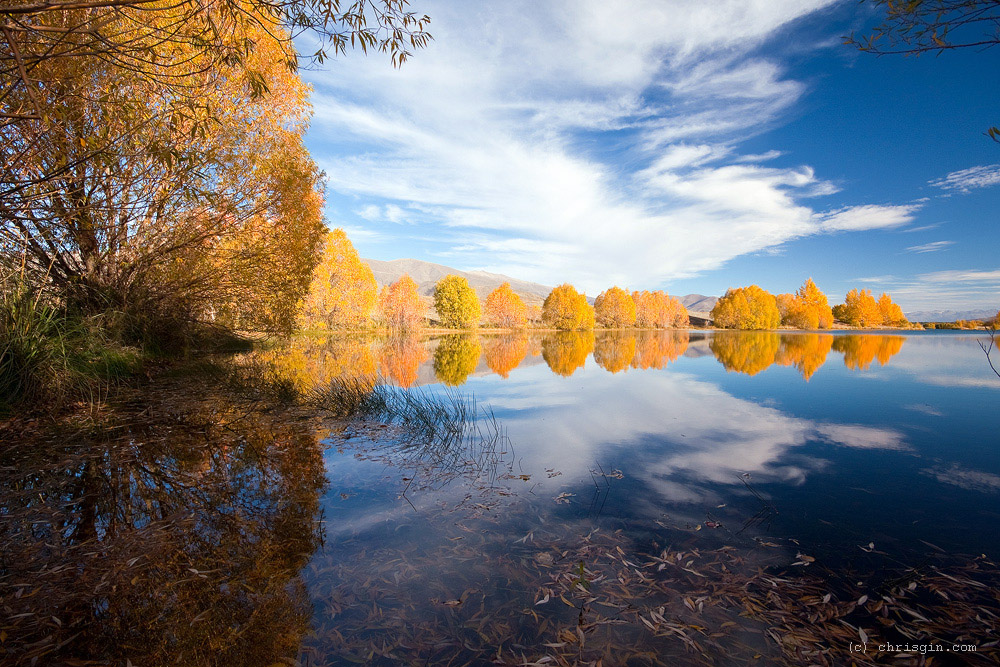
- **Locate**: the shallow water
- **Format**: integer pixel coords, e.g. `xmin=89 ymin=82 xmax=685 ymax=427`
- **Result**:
xmin=3 ymin=329 xmax=998 ymax=665
xmin=290 ymin=329 xmax=1000 ymax=664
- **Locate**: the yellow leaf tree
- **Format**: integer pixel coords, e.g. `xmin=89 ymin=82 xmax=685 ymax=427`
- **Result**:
xmin=838 ymin=289 xmax=883 ymax=328
xmin=483 ymin=333 xmax=529 ymax=378
xmin=593 ymin=332 xmax=637 ymax=373
xmin=298 ymin=229 xmax=376 ymax=329
xmin=484 ymin=282 xmax=528 ymax=328
xmin=541 ymin=332 xmax=594 ymax=376
xmin=633 ymin=290 xmax=687 ymax=328
xmin=434 ymin=275 xmax=482 ymax=329
xmin=711 ymin=286 xmax=781 ymax=330
xmin=594 ymin=287 xmax=637 ymax=328
xmin=543 ymin=284 xmax=595 ymax=330
xmin=780 ymin=279 xmax=834 ymax=329
xmin=877 ymin=293 xmax=908 ymax=327
xmin=376 ymin=275 xmax=425 ymax=331
xmin=433 ymin=335 xmax=481 ymax=386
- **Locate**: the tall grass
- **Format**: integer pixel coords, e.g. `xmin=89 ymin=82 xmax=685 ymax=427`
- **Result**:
xmin=0 ymin=275 xmax=142 ymax=413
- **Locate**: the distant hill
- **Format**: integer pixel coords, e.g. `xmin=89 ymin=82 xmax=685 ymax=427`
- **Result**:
xmin=904 ymin=308 xmax=996 ymax=323
xmin=362 ymin=257 xmax=717 ymax=316
xmin=363 ymin=257 xmax=552 ymax=306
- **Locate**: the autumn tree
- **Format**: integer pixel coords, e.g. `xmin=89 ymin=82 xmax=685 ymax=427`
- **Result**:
xmin=298 ymin=229 xmax=376 ymax=329
xmin=484 ymin=282 xmax=527 ymax=328
xmin=780 ymin=279 xmax=834 ymax=329
xmin=433 ymin=275 xmax=482 ymax=329
xmin=711 ymin=286 xmax=781 ymax=330
xmin=838 ymin=289 xmax=883 ymax=328
xmin=594 ymin=287 xmax=636 ymax=328
xmin=376 ymin=275 xmax=424 ymax=331
xmin=633 ymin=290 xmax=688 ymax=328
xmin=542 ymin=284 xmax=595 ymax=331
xmin=877 ymin=293 xmax=909 ymax=327
xmin=833 ymin=335 xmax=905 ymax=370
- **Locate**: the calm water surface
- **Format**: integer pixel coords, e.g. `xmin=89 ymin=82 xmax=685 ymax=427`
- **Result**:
xmin=291 ymin=330 xmax=1000 ymax=664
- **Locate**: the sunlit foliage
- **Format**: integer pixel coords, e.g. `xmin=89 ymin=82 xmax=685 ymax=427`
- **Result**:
xmin=877 ymin=293 xmax=909 ymax=327
xmin=433 ymin=334 xmax=481 ymax=386
xmin=710 ymin=331 xmax=781 ymax=376
xmin=594 ymin=287 xmax=637 ymax=328
xmin=378 ymin=336 xmax=428 ymax=388
xmin=631 ymin=330 xmax=690 ymax=369
xmin=593 ymin=332 xmax=637 ymax=373
xmin=542 ymin=284 xmax=595 ymax=331
xmin=711 ymin=286 xmax=781 ymax=330
xmin=838 ymin=289 xmax=883 ymax=328
xmin=541 ymin=331 xmax=594 ymax=377
xmin=377 ymin=275 xmax=425 ymax=331
xmin=484 ymin=283 xmax=528 ymax=329
xmin=633 ymin=290 xmax=688 ymax=328
xmin=434 ymin=276 xmax=482 ymax=329
xmin=297 ymin=229 xmax=376 ymax=330
xmin=252 ymin=336 xmax=377 ymax=391
xmin=833 ymin=335 xmax=906 ymax=370
xmin=779 ymin=279 xmax=834 ymax=329
xmin=483 ymin=333 xmax=529 ymax=378
xmin=775 ymin=334 xmax=834 ymax=380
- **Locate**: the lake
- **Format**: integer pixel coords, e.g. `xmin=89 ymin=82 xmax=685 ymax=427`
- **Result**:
xmin=3 ymin=329 xmax=998 ymax=665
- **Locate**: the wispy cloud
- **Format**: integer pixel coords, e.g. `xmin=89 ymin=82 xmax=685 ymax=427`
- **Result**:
xmin=304 ymin=0 xmax=924 ymax=292
xmin=905 ymin=240 xmax=954 ymax=253
xmin=929 ymin=164 xmax=1000 ymax=193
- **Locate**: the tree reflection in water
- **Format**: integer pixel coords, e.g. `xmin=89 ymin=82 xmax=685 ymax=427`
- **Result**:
xmin=433 ymin=334 xmax=482 ymax=386
xmin=775 ymin=333 xmax=834 ymax=380
xmin=378 ymin=335 xmax=428 ymax=388
xmin=833 ymin=334 xmax=906 ymax=370
xmin=0 ymin=378 xmax=326 ymax=666
xmin=483 ymin=333 xmax=529 ymax=379
xmin=541 ymin=331 xmax=595 ymax=377
xmin=710 ymin=331 xmax=782 ymax=376
xmin=593 ymin=332 xmax=637 ymax=373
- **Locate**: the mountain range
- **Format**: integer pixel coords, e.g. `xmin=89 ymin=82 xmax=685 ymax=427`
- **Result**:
xmin=363 ymin=257 xmax=718 ymax=314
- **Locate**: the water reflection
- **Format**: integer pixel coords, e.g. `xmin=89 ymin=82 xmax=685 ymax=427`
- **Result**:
xmin=250 ymin=331 xmax=912 ymax=389
xmin=0 ymin=381 xmax=326 ymax=665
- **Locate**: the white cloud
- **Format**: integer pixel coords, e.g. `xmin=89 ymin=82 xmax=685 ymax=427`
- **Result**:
xmin=905 ymin=240 xmax=954 ymax=253
xmin=929 ymin=164 xmax=1000 ymax=193
xmin=819 ymin=204 xmax=920 ymax=232
xmin=305 ymin=0 xmax=922 ymax=292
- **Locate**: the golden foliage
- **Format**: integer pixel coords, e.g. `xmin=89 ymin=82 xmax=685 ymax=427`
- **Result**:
xmin=378 ymin=336 xmax=428 ymax=388
xmin=779 ymin=279 xmax=834 ymax=329
xmin=297 ymin=229 xmax=376 ymax=330
xmin=838 ymin=289 xmax=883 ymax=328
xmin=710 ymin=331 xmax=781 ymax=375
xmin=542 ymin=284 xmax=595 ymax=331
xmin=594 ymin=287 xmax=637 ymax=328
xmin=484 ymin=283 xmax=528 ymax=328
xmin=433 ymin=335 xmax=481 ymax=386
xmin=483 ymin=333 xmax=529 ymax=378
xmin=631 ymin=330 xmax=690 ymax=369
xmin=711 ymin=286 xmax=781 ymax=330
xmin=833 ymin=335 xmax=906 ymax=370
xmin=433 ymin=276 xmax=482 ymax=329
xmin=633 ymin=290 xmax=688 ymax=328
xmin=877 ymin=293 xmax=908 ymax=326
xmin=593 ymin=332 xmax=637 ymax=373
xmin=775 ymin=334 xmax=834 ymax=380
xmin=541 ymin=331 xmax=594 ymax=377
xmin=377 ymin=274 xmax=425 ymax=331
xmin=253 ymin=336 xmax=377 ymax=391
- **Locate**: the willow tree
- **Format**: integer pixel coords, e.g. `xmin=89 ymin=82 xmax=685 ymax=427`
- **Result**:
xmin=297 ymin=229 xmax=377 ymax=329
xmin=594 ymin=286 xmax=636 ymax=328
xmin=711 ymin=286 xmax=781 ymax=330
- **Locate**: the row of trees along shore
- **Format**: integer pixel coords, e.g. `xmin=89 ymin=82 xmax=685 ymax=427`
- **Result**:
xmin=295 ymin=229 xmax=692 ymax=331
xmin=711 ymin=280 xmax=913 ymax=330
xmin=298 ymin=230 xmax=922 ymax=333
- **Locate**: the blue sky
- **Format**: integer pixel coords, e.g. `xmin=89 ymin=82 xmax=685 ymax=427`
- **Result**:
xmin=300 ymin=0 xmax=999 ymax=313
